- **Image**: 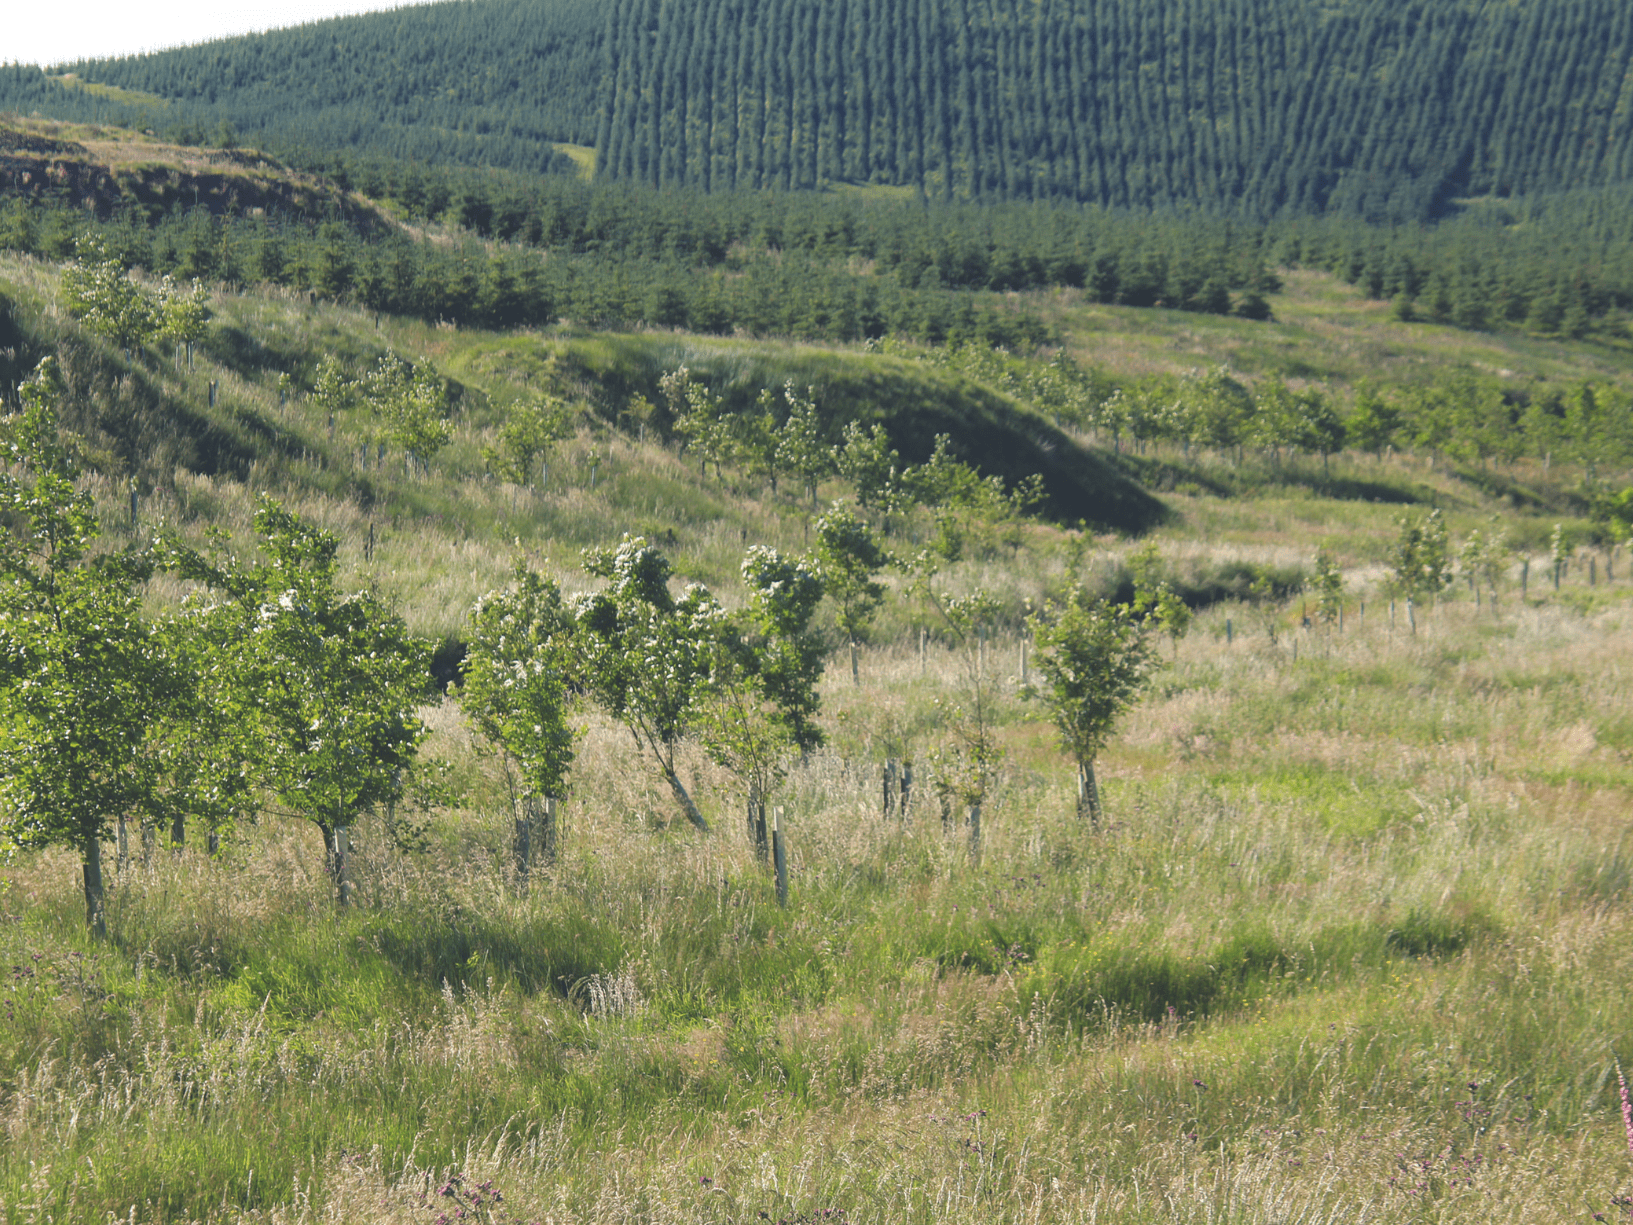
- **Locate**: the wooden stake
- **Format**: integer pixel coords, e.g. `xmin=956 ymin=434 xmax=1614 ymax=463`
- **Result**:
xmin=513 ymin=814 xmax=532 ymax=890
xmin=541 ymin=796 xmax=559 ymax=865
xmin=772 ymin=807 xmax=788 ymax=908
xmin=968 ymin=804 xmax=982 ymax=865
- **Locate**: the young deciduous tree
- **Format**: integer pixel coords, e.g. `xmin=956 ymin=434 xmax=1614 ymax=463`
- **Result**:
xmin=773 ymin=383 xmax=830 ymax=508
xmin=918 ymin=586 xmax=1007 ymax=823
xmin=483 ymin=394 xmax=574 ymax=489
xmin=574 ymin=535 xmax=725 ymax=830
xmin=1387 ymin=509 xmax=1453 ymax=602
xmin=363 ymin=352 xmax=452 ymax=477
xmin=175 ymin=498 xmax=434 ymax=895
xmin=0 ymin=359 xmax=176 ymax=935
xmin=1028 ymin=590 xmax=1155 ymax=825
xmin=61 ymin=237 xmax=162 ymax=354
xmin=832 ymin=420 xmax=903 ymax=519
xmin=697 ymin=547 xmax=826 ymax=846
xmin=814 ymin=503 xmax=890 ymax=684
xmin=1459 ymin=526 xmax=1510 ymax=609
xmin=659 ymin=365 xmax=732 ymax=479
xmin=462 ymin=563 xmax=579 ymax=851
xmin=1312 ymin=547 xmax=1345 ymax=626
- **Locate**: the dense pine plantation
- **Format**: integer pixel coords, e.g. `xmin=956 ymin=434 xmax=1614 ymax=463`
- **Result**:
xmin=5 ymin=0 xmax=1633 ymax=219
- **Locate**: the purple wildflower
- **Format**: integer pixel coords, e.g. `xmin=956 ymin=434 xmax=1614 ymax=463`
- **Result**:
xmin=1619 ymin=1062 xmax=1633 ymax=1162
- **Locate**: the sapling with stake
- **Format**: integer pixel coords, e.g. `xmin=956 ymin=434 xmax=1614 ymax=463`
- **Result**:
xmin=696 ymin=547 xmax=825 ymax=860
xmin=1027 ymin=587 xmax=1156 ymax=825
xmin=814 ymin=503 xmax=890 ymax=685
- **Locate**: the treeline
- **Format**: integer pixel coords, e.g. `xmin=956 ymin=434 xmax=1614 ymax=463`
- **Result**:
xmin=0 ymin=197 xmax=1053 ymax=348
xmin=8 ymin=0 xmax=1633 ymax=220
xmin=10 ymin=122 xmax=1633 ymax=342
xmin=159 ymin=146 xmax=1633 ymax=338
xmin=1276 ymin=192 xmax=1633 ymax=337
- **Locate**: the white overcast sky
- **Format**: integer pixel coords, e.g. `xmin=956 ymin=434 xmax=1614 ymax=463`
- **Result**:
xmin=4 ymin=2 xmax=444 ymax=69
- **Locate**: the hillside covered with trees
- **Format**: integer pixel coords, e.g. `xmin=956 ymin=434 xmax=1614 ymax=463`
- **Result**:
xmin=4 ymin=0 xmax=1633 ymax=221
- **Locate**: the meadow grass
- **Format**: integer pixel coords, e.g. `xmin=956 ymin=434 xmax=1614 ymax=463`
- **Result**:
xmin=3 ymin=252 xmax=1633 ymax=1220
xmin=2 ymin=567 xmax=1631 ymax=1222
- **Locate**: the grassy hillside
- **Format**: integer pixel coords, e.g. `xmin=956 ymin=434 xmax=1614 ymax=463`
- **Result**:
xmin=3 ymin=233 xmax=1633 ymax=1221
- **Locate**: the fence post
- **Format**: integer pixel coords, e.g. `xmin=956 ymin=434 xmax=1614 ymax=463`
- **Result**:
xmin=117 ymin=815 xmax=129 ymax=871
xmin=900 ymin=759 xmax=913 ymax=815
xmin=1225 ymin=618 xmax=1232 ymax=645
xmin=1521 ymin=558 xmax=1529 ymax=599
xmin=883 ymin=760 xmax=897 ymax=817
xmin=208 ymin=379 xmax=217 ymax=408
xmin=772 ymin=807 xmax=788 ymax=908
xmin=920 ymin=628 xmax=927 ymax=675
xmin=170 ymin=812 xmax=184 ymax=856
xmin=1406 ymin=599 xmax=1416 ymax=635
xmin=968 ymin=805 xmax=982 ymax=865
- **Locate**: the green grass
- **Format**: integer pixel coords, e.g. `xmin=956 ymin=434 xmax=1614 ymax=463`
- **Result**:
xmin=3 ymin=250 xmax=1633 ymax=1221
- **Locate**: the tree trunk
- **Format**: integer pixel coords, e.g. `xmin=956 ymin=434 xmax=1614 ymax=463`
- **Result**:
xmin=1077 ymin=760 xmax=1103 ymax=826
xmin=748 ymin=784 xmax=768 ymax=862
xmin=83 ymin=836 xmax=106 ymax=939
xmin=330 ymin=826 xmax=352 ymax=907
xmin=663 ymin=767 xmax=710 ymax=831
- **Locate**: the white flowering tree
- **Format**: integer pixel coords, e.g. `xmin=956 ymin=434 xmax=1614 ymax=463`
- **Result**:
xmin=461 ymin=563 xmax=579 ymax=846
xmin=61 ymin=238 xmax=209 ymax=357
xmin=174 ymin=497 xmax=434 ymax=897
xmin=574 ymin=536 xmax=726 ymax=830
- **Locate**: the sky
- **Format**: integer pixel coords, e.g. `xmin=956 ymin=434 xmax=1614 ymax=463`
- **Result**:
xmin=4 ymin=1 xmax=444 ymax=69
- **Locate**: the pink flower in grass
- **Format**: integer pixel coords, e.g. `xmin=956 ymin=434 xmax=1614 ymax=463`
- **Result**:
xmin=1620 ymin=1062 xmax=1633 ymax=1162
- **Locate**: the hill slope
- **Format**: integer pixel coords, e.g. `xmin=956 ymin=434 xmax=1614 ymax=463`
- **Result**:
xmin=4 ymin=0 xmax=1632 ymax=219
